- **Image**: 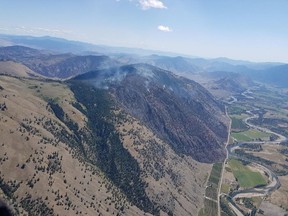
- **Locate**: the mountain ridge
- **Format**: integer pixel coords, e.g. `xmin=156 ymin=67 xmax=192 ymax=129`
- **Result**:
xmin=72 ymin=63 xmax=229 ymax=163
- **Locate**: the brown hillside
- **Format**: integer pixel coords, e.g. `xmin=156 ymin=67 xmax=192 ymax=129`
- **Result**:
xmin=0 ymin=76 xmax=146 ymax=216
xmin=0 ymin=75 xmax=211 ymax=216
xmin=0 ymin=61 xmax=41 ymax=78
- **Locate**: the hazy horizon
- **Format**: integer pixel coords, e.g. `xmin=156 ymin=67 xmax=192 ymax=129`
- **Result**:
xmin=1 ymin=0 xmax=288 ymax=62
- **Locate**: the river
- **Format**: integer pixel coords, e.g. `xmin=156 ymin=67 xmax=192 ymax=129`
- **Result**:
xmin=219 ymin=90 xmax=287 ymax=216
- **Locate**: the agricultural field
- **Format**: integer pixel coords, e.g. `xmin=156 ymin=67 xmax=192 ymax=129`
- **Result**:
xmin=231 ymin=117 xmax=249 ymax=132
xmin=198 ymin=199 xmax=218 ymax=216
xmin=231 ymin=129 xmax=272 ymax=142
xmin=208 ymin=163 xmax=223 ymax=185
xmin=199 ymin=163 xmax=223 ymax=216
xmin=251 ymin=144 xmax=288 ymax=165
xmin=205 ymin=163 xmax=223 ymax=200
xmin=229 ymin=114 xmax=249 ymax=120
xmin=228 ymin=105 xmax=250 ymax=116
xmin=228 ymin=159 xmax=266 ymax=188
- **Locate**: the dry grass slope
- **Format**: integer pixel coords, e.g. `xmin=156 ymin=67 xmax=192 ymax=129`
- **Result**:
xmin=0 ymin=61 xmax=41 ymax=78
xmin=0 ymin=76 xmax=147 ymax=216
xmin=115 ymin=110 xmax=211 ymax=215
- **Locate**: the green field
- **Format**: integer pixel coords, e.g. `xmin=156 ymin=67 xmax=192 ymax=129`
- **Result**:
xmin=228 ymin=105 xmax=248 ymax=115
xmin=231 ymin=129 xmax=271 ymax=142
xmin=230 ymin=114 xmax=249 ymax=120
xmin=231 ymin=117 xmax=249 ymax=131
xmin=228 ymin=159 xmax=267 ymax=188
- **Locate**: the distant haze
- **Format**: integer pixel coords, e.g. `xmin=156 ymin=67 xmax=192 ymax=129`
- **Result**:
xmin=0 ymin=0 xmax=288 ymax=62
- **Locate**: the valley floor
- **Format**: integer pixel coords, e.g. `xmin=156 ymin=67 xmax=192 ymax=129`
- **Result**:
xmin=219 ymin=86 xmax=288 ymax=216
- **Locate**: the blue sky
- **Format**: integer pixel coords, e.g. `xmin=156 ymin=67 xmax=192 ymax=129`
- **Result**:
xmin=0 ymin=0 xmax=288 ymax=62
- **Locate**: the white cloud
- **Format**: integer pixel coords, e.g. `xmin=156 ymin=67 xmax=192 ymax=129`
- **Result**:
xmin=139 ymin=0 xmax=167 ymax=10
xmin=158 ymin=25 xmax=172 ymax=32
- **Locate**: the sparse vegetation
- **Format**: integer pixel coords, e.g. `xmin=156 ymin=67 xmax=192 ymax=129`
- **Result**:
xmin=20 ymin=194 xmax=54 ymax=216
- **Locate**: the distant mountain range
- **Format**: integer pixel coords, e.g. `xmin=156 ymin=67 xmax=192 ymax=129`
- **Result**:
xmin=0 ymin=34 xmax=287 ymax=87
xmin=248 ymin=64 xmax=288 ymax=87
xmin=0 ymin=34 xmax=184 ymax=56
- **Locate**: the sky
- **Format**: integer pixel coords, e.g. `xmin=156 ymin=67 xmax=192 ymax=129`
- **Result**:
xmin=0 ymin=0 xmax=288 ymax=62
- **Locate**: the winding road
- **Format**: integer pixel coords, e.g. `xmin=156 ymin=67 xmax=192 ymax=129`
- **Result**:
xmin=218 ymin=91 xmax=287 ymax=216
